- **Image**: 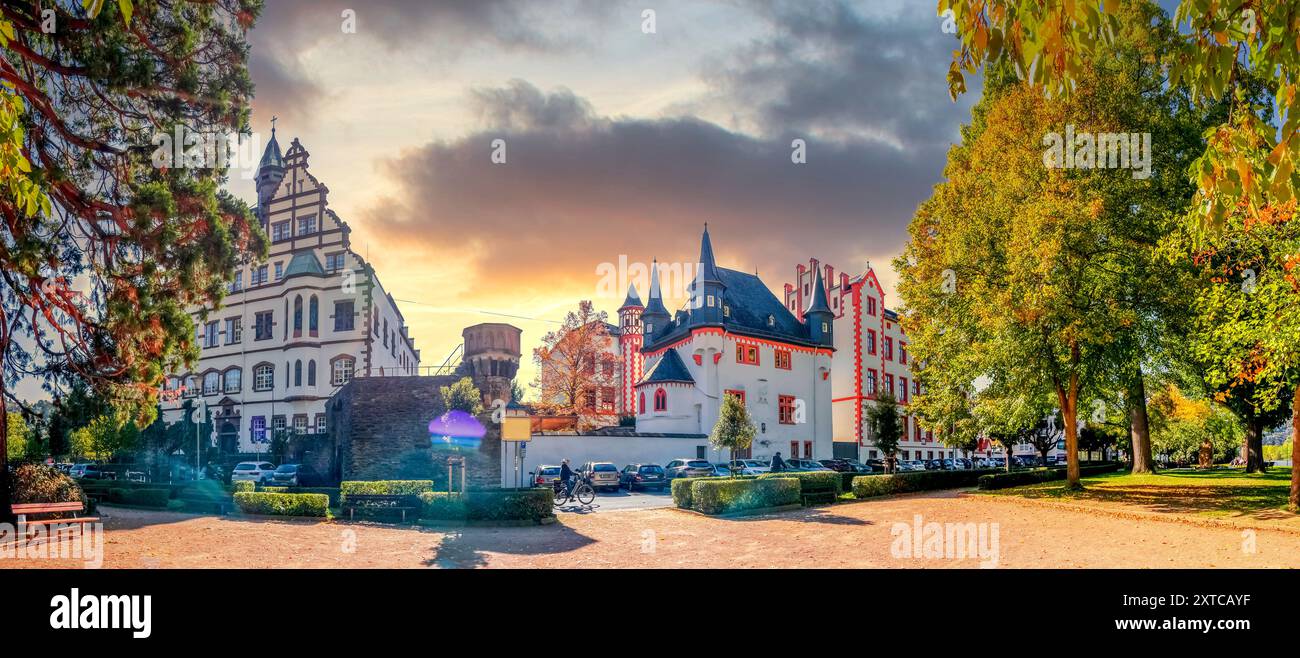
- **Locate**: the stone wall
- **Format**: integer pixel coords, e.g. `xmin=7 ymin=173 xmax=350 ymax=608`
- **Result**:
xmin=328 ymin=375 xmax=502 ymax=489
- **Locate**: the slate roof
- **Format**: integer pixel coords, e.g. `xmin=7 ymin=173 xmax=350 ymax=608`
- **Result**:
xmin=620 ymin=284 xmax=643 ymax=309
xmin=258 ymin=129 xmax=283 ymax=170
xmin=644 ymin=266 xmax=820 ymax=350
xmin=637 ymin=348 xmax=695 ymax=385
xmin=283 ymin=251 xmax=325 ymax=278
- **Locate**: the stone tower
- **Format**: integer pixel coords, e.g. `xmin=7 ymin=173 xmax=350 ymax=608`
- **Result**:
xmin=460 ymin=323 xmax=522 ymax=407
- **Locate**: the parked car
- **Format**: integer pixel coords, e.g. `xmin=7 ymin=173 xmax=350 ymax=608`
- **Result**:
xmin=953 ymin=458 xmax=972 ymax=469
xmin=578 ymin=461 xmax=622 ymax=492
xmin=270 ymin=463 xmax=324 ymax=487
xmin=785 ymin=459 xmax=832 ymax=472
xmin=230 ymin=461 xmax=277 ymax=483
xmin=899 ymin=460 xmax=926 ymax=472
xmin=865 ymin=459 xmax=886 ymax=471
xmin=728 ymin=459 xmax=770 ymax=475
xmin=665 ymin=459 xmax=714 ymax=479
xmin=531 ymin=464 xmax=562 ymax=488
xmin=923 ymin=459 xmax=942 ymax=470
xmin=70 ymin=463 xmax=116 ymax=480
xmin=940 ymin=459 xmax=956 ymax=470
xmin=711 ymin=463 xmax=734 ymax=477
xmin=818 ymin=459 xmax=855 ymax=473
xmin=619 ymin=464 xmax=667 ymax=491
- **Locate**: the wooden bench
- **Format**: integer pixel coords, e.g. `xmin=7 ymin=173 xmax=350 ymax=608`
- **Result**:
xmin=11 ymin=502 xmax=99 ymax=532
xmin=800 ymin=485 xmax=839 ymax=506
xmin=341 ymin=494 xmax=420 ymax=522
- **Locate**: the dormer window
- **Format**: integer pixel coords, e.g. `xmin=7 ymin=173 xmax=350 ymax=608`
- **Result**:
xmin=646 ymin=323 xmax=654 ymax=333
xmin=723 ymin=305 xmax=731 ymax=318
xmin=821 ymin=321 xmax=829 ymax=333
xmin=706 ymin=294 xmax=715 ymax=307
xmin=767 ymin=315 xmax=775 ymax=327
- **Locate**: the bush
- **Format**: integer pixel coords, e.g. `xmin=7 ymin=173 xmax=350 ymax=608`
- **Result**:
xmin=107 ymin=488 xmax=170 ymax=508
xmin=851 ymin=468 xmax=1002 ymax=499
xmin=261 ymin=486 xmax=288 ymax=493
xmin=340 ymin=480 xmax=433 ymax=501
xmin=9 ymin=463 xmax=88 ymax=506
xmin=688 ymin=477 xmax=801 ymax=515
xmin=233 ymin=492 xmax=329 ymax=517
xmin=231 ymin=480 xmax=256 ymax=493
xmin=760 ymin=471 xmax=842 ymax=495
xmin=671 ymin=477 xmax=695 ymax=509
xmin=977 ymin=463 xmax=1122 ymax=490
xmin=418 ymin=489 xmax=554 ymax=522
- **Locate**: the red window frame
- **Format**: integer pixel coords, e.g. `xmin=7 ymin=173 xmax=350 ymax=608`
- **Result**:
xmin=900 ymin=377 xmax=909 ymax=403
xmin=885 ymin=374 xmax=894 ymax=397
xmin=790 ymin=441 xmax=800 ymax=459
xmin=901 ymin=415 xmax=909 ymax=437
xmin=773 ymin=349 xmax=792 ymax=370
xmin=803 ymin=441 xmax=812 ymax=459
xmin=639 ymin=392 xmax=646 ymax=414
xmin=883 ymin=337 xmax=893 ymax=361
xmin=736 ymin=343 xmax=760 ymax=365
xmin=866 ymin=368 xmax=878 ymax=397
xmin=867 ymin=297 xmax=877 ymax=316
xmin=725 ymin=389 xmax=746 ymax=404
xmin=899 ymin=343 xmax=908 ymax=365
xmin=778 ymin=395 xmax=796 ymax=424
xmin=867 ymin=329 xmax=877 ymax=355
xmin=653 ymin=387 xmax=667 ymax=412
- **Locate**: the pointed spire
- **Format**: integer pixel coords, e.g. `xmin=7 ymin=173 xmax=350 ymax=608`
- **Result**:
xmin=805 ymin=266 xmax=832 ymax=316
xmin=644 ymin=258 xmax=669 ymax=319
xmin=258 ymin=117 xmax=283 ymax=171
xmin=698 ymin=223 xmax=722 ymax=285
xmin=620 ymin=282 xmax=643 ymax=309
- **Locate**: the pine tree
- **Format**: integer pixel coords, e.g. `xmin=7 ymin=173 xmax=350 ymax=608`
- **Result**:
xmin=710 ymin=394 xmax=755 ymax=474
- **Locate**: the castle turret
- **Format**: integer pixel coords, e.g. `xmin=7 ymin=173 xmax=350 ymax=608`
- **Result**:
xmin=804 ymin=266 xmax=834 ymax=347
xmin=617 ymin=284 xmax=645 ymax=416
xmin=689 ymin=224 xmax=727 ymax=325
xmin=642 ymin=259 xmax=671 ymax=343
xmin=255 ymin=122 xmax=285 ymax=226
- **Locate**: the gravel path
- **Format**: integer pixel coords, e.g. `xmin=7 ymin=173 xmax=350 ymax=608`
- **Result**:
xmin=6 ymin=490 xmax=1298 ymax=568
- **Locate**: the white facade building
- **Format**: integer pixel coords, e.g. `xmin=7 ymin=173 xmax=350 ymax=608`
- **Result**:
xmin=159 ymin=129 xmax=419 ymax=453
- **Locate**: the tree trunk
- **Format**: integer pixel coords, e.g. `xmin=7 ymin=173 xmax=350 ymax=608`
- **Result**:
xmin=1128 ymin=366 xmax=1154 ymax=473
xmin=1290 ymin=387 xmax=1300 ymax=509
xmin=1057 ymin=383 xmax=1081 ymax=488
xmin=1244 ymin=418 xmax=1265 ymax=473
xmin=0 ymin=384 xmax=10 ymax=522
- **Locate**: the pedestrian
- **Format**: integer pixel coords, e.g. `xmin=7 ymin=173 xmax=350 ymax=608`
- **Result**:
xmin=769 ymin=451 xmax=786 ymax=473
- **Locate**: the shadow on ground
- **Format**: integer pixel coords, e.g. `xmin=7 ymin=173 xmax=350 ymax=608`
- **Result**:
xmin=425 ymin=522 xmax=597 ymax=568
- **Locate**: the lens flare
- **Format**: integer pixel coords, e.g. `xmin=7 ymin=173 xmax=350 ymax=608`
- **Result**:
xmin=428 ymin=410 xmax=485 ymax=450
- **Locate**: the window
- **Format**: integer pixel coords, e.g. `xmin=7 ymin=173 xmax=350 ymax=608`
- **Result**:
xmin=272 ymin=415 xmax=286 ymax=434
xmin=884 ymin=337 xmax=894 ymax=361
xmin=901 ymin=415 xmax=909 ymax=438
xmin=225 ymin=317 xmax=241 ymax=345
xmin=867 ymin=297 xmax=877 ymax=316
xmin=315 ymin=414 xmax=326 ymax=435
xmin=293 ymin=415 xmax=307 ymax=434
xmin=653 ymin=387 xmax=667 ymax=412
xmin=254 ymin=311 xmax=273 ymax=341
xmin=228 ymin=272 xmax=242 ymax=293
xmin=184 ymin=376 xmax=198 ymax=397
xmin=309 ymin=296 xmax=318 ymax=335
xmin=332 ymin=357 xmax=355 ymax=386
xmin=725 ymin=389 xmax=746 ymax=404
xmin=296 ymin=214 xmax=316 ymax=236
xmin=722 ymin=305 xmax=730 ymax=318
xmin=778 ymin=395 xmax=796 ymax=424
xmin=766 ymin=314 xmax=775 ymax=326
xmin=251 ymin=265 xmax=268 ymax=286
xmin=250 ymin=416 xmax=266 ymax=443
xmin=224 ymin=368 xmax=241 ymax=393
xmin=293 ymin=296 xmax=302 ymax=337
xmin=645 ymin=322 xmax=654 ymax=334
xmin=638 ymin=392 xmax=646 ymax=414
xmin=253 ymin=364 xmax=274 ymax=391
xmin=900 ymin=343 xmax=908 ymax=365
xmin=866 ymin=369 xmax=878 ymax=396
xmin=307 ymin=360 xmax=316 ymax=386
xmin=203 ymin=371 xmax=219 ymax=395
xmin=790 ymin=441 xmax=800 ymax=459
xmin=271 ymin=222 xmax=291 ymax=242
xmin=900 ymin=377 xmax=909 ymax=403
xmin=736 ymin=343 xmax=759 ymax=365
xmin=706 ymin=294 xmax=715 ymax=307
xmin=274 ymin=261 xmax=284 ymax=280
xmin=885 ymin=374 xmax=895 ymax=397
xmin=803 ymin=440 xmax=812 ymax=459
xmin=294 ymin=360 xmax=302 ymax=387
xmin=915 ymin=422 xmax=923 ymax=442
xmin=204 ymin=321 xmax=219 ymax=348
xmin=325 ymin=252 xmax=345 ymax=273
xmin=774 ymin=349 xmax=792 ymax=370
xmin=383 ymin=319 xmax=389 ymax=347
xmin=867 ymin=329 xmax=877 ymax=355
xmin=821 ymin=321 xmax=829 ymax=333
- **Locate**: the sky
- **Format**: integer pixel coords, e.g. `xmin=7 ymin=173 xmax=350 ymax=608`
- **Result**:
xmin=226 ymin=0 xmax=981 ymax=396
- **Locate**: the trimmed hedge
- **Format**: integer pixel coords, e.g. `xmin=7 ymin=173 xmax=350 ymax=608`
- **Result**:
xmin=107 ymin=488 xmax=171 ymax=508
xmin=340 ymin=480 xmax=433 ymax=501
xmin=851 ymin=468 xmax=1003 ymax=498
xmin=418 ymin=489 xmax=554 ymax=522
xmin=231 ymin=480 xmax=256 ymax=493
xmin=233 ymin=492 xmax=329 ymax=517
xmin=688 ymin=477 xmax=801 ymax=515
xmin=671 ymin=477 xmax=696 ymax=509
xmin=760 ymin=471 xmax=842 ymax=496
xmin=977 ymin=463 xmax=1123 ymax=490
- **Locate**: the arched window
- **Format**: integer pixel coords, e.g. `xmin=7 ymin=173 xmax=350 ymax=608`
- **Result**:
xmin=309 ymin=295 xmax=318 ymax=335
xmin=203 ymin=371 xmax=220 ymax=395
xmin=653 ymin=387 xmax=667 ymax=412
xmin=293 ymin=295 xmax=303 ymax=336
xmin=332 ymin=356 xmax=355 ymax=386
xmin=307 ymin=360 xmax=316 ymax=386
xmin=294 ymin=360 xmax=302 ymax=386
xmin=254 ymin=364 xmax=274 ymax=391
xmin=639 ymin=392 xmax=646 ymax=414
xmin=224 ymin=367 xmax=241 ymax=393
xmin=184 ymin=376 xmax=198 ymax=397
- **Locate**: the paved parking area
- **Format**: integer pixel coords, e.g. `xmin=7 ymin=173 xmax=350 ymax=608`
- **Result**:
xmin=554 ymin=487 xmax=673 ymax=513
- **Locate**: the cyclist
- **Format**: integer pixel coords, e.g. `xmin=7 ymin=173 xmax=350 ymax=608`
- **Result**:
xmin=559 ymin=459 xmax=574 ymax=496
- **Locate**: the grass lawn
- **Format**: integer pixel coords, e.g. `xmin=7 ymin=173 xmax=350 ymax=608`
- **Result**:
xmin=979 ymin=466 xmax=1297 ymax=523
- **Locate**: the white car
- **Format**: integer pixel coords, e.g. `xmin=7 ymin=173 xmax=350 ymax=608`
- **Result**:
xmin=899 ymin=460 xmax=927 ymax=472
xmin=729 ymin=459 xmax=771 ymax=475
xmin=230 ymin=461 xmax=277 ymax=483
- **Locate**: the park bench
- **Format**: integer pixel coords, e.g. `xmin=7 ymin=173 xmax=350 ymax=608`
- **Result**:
xmin=799 ymin=482 xmax=839 ymax=506
xmin=341 ymin=494 xmax=420 ymax=522
xmin=9 ymin=502 xmax=99 ymax=538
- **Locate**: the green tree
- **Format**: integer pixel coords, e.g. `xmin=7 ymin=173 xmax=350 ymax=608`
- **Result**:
xmin=6 ymin=412 xmax=27 ymax=460
xmin=440 ymin=376 xmax=485 ymax=416
xmin=69 ymin=414 xmax=139 ymax=462
xmin=710 ymin=393 xmax=756 ymax=473
xmin=864 ymin=392 xmax=903 ymax=473
xmin=0 ymin=1 xmax=263 ymax=510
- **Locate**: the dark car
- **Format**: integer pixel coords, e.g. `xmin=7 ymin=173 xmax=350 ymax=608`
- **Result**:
xmin=665 ymin=458 xmax=714 ymax=479
xmin=818 ymin=459 xmax=856 ymax=473
xmin=270 ymin=463 xmax=324 ymax=487
xmin=620 ymin=464 xmax=667 ymax=491
xmin=923 ymin=459 xmax=943 ymax=470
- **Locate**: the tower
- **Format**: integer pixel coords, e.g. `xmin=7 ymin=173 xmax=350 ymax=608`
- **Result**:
xmin=690 ymin=224 xmax=727 ymax=324
xmin=642 ymin=259 xmax=671 ymax=343
xmin=617 ymin=283 xmax=644 ymax=415
xmin=804 ymin=266 xmax=834 ymax=347
xmin=460 ymin=323 xmax=522 ymax=407
xmin=255 ymin=119 xmax=285 ymax=227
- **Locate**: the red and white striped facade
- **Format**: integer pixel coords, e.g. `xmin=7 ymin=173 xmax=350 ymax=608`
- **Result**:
xmin=617 ymin=298 xmax=644 ymax=416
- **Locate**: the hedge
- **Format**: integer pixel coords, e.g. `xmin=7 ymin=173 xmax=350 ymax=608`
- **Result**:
xmin=340 ymin=480 xmax=433 ymax=501
xmin=977 ymin=463 xmax=1123 ymax=490
xmin=851 ymin=468 xmax=1003 ymax=499
xmin=759 ymin=471 xmax=842 ymax=495
xmin=107 ymin=488 xmax=171 ymax=508
xmin=233 ymin=492 xmax=329 ymax=517
xmin=231 ymin=480 xmax=256 ymax=493
xmin=418 ymin=489 xmax=554 ymax=522
xmin=687 ymin=477 xmax=801 ymax=515
xmin=671 ymin=477 xmax=696 ymax=509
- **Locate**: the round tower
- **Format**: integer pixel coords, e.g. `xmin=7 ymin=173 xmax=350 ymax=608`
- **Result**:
xmin=255 ymin=121 xmax=285 ymax=226
xmin=461 ymin=323 xmax=522 ymax=406
xmin=617 ymin=284 xmax=645 ymax=416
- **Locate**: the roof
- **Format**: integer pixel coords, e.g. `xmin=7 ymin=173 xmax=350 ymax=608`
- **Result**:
xmin=620 ymin=283 xmax=643 ymax=309
xmin=283 ymin=251 xmax=325 ymax=278
xmin=637 ymin=349 xmax=695 ymax=385
xmin=805 ymin=267 xmax=832 ymax=315
xmin=258 ymin=129 xmax=283 ymax=170
xmin=697 ymin=224 xmax=723 ymax=285
xmin=645 ymin=266 xmax=819 ymax=350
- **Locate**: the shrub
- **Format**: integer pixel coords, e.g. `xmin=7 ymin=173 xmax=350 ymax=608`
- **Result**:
xmin=977 ymin=463 xmax=1122 ymax=490
xmin=261 ymin=486 xmax=288 ymax=493
xmin=689 ymin=477 xmax=801 ymax=515
xmin=107 ymin=488 xmax=170 ymax=508
xmin=233 ymin=492 xmax=329 ymax=517
xmin=9 ymin=463 xmax=87 ymax=507
xmin=851 ymin=468 xmax=1002 ymax=499
xmin=418 ymin=489 xmax=554 ymax=522
xmin=231 ymin=480 xmax=256 ymax=493
xmin=671 ymin=477 xmax=695 ymax=509
xmin=760 ymin=471 xmax=842 ymax=495
xmin=340 ymin=480 xmax=433 ymax=501
xmin=277 ymin=487 xmax=340 ymax=507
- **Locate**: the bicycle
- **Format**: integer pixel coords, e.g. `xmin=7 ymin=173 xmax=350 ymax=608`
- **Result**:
xmin=552 ymin=474 xmax=596 ymax=507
